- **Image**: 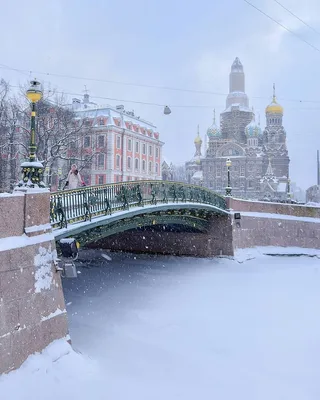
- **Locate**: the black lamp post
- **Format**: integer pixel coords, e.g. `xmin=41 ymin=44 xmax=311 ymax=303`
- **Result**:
xmin=18 ymin=79 xmax=45 ymax=188
xmin=225 ymin=158 xmax=232 ymax=196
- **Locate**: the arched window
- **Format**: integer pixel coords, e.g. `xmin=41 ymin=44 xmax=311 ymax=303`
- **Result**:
xmin=116 ymin=155 xmax=121 ymax=168
xmin=127 ymin=157 xmax=131 ymax=169
xmin=155 ymin=163 xmax=159 ymax=174
xmin=149 ymin=161 xmax=152 ymax=173
xmin=135 ymin=158 xmax=139 ymax=170
xmin=142 ymin=160 xmax=146 ymax=171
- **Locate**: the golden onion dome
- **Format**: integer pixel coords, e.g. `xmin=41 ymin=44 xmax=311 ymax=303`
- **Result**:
xmin=194 ymin=126 xmax=202 ymax=144
xmin=266 ymin=83 xmax=283 ymax=115
xmin=265 ymin=99 xmax=283 ymax=115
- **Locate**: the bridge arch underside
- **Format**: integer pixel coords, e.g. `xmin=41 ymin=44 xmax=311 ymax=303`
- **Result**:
xmin=64 ymin=206 xmax=233 ymax=258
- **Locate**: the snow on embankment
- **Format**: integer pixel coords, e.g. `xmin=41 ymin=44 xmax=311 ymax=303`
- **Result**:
xmin=0 ymin=339 xmax=104 ymax=400
xmin=234 ymin=246 xmax=320 ymax=263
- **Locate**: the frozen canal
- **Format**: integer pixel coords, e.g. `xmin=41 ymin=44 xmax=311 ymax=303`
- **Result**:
xmin=1 ymin=249 xmax=320 ymax=399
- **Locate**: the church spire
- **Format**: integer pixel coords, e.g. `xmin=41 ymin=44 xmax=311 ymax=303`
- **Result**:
xmin=226 ymin=57 xmax=249 ymax=108
xmin=273 ymin=83 xmax=276 ymax=102
xmin=265 ymin=158 xmax=274 ymax=177
xmin=194 ymin=125 xmax=202 ymax=157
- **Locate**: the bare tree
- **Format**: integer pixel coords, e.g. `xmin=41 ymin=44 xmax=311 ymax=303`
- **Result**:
xmin=15 ymin=88 xmax=96 ymax=190
xmin=0 ymin=80 xmax=22 ymax=191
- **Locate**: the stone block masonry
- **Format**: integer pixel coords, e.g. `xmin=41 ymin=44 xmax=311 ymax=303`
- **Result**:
xmin=0 ymin=190 xmax=68 ymax=375
xmin=228 ymin=197 xmax=320 ymax=251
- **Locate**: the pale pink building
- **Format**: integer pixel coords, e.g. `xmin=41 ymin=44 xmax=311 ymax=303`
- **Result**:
xmin=69 ymin=94 xmax=164 ymax=185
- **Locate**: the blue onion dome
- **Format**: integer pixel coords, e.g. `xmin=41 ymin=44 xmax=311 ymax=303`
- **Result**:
xmin=207 ymin=109 xmax=221 ymax=138
xmin=245 ymin=113 xmax=261 ymax=137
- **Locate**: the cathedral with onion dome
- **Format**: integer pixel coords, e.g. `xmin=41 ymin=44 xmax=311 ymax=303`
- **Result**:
xmin=185 ymin=57 xmax=290 ymax=200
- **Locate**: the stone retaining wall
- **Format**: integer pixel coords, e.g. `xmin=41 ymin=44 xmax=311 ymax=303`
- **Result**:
xmin=232 ymin=215 xmax=320 ymax=250
xmin=0 ymin=191 xmax=68 ymax=374
xmin=227 ymin=197 xmax=320 ymax=218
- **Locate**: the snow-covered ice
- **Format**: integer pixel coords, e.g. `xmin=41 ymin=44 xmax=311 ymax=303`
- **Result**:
xmin=1 ymin=248 xmax=320 ymax=399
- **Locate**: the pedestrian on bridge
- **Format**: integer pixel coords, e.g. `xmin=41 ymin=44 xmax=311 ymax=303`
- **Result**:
xmin=64 ymin=164 xmax=83 ymax=190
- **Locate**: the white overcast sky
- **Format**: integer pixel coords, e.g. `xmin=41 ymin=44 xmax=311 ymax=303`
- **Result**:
xmin=1 ymin=0 xmax=320 ymax=190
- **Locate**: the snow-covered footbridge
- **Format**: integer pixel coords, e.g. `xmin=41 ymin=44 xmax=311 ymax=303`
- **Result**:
xmin=50 ymin=180 xmax=231 ymax=256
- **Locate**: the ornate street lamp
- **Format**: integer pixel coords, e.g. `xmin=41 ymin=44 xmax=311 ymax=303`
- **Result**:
xmin=225 ymin=158 xmax=232 ymax=196
xmin=18 ymin=79 xmax=45 ymax=188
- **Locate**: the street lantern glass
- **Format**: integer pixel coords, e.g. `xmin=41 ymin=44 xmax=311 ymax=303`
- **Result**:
xmin=26 ymin=79 xmax=43 ymax=103
xmin=226 ymin=158 xmax=232 ymax=167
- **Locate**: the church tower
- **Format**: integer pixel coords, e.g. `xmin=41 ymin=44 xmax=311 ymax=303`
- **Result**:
xmin=262 ymin=84 xmax=289 ymax=191
xmin=221 ymin=58 xmax=253 ymax=143
xmin=226 ymin=57 xmax=249 ymax=109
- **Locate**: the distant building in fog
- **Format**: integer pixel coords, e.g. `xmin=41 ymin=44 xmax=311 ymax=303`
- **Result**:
xmin=306 ymin=185 xmax=320 ymax=204
xmin=185 ymin=57 xmax=290 ymax=200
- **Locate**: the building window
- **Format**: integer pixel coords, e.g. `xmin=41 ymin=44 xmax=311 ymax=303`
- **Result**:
xmin=84 ymin=136 xmax=90 ymax=148
xmin=97 ymin=153 xmax=105 ymax=169
xmin=116 ymin=136 xmax=121 ymax=149
xmin=135 ymin=141 xmax=139 ymax=153
xmin=142 ymin=160 xmax=146 ymax=171
xmin=128 ymin=139 xmax=132 ymax=151
xmin=98 ymin=135 xmax=105 ymax=148
xmin=135 ymin=158 xmax=139 ymax=170
xmin=99 ymin=118 xmax=104 ymax=126
xmin=240 ymin=165 xmax=245 ymax=176
xmin=142 ymin=143 xmax=146 ymax=155
xmin=155 ymin=163 xmax=159 ymax=174
xmin=248 ymin=163 xmax=254 ymax=172
xmin=149 ymin=161 xmax=152 ymax=173
xmin=98 ymin=175 xmax=104 ymax=185
xmin=156 ymin=147 xmax=159 ymax=158
xmin=116 ymin=155 xmax=120 ymax=168
xmin=248 ymin=180 xmax=254 ymax=188
xmin=127 ymin=157 xmax=131 ymax=170
xmin=216 ymin=165 xmax=221 ymax=177
xmin=149 ymin=145 xmax=152 ymax=156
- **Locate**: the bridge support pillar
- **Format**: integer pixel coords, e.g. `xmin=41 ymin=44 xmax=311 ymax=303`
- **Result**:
xmin=0 ymin=190 xmax=68 ymax=374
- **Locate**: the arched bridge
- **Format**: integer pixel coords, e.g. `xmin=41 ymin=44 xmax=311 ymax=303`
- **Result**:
xmin=50 ymin=180 xmax=229 ymax=248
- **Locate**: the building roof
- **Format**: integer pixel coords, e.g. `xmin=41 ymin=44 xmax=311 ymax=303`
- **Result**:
xmin=66 ymin=94 xmax=161 ymax=139
xmin=207 ymin=109 xmax=221 ymax=138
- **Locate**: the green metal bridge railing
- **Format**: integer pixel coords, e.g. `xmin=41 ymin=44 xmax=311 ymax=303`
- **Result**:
xmin=50 ymin=180 xmax=227 ymax=229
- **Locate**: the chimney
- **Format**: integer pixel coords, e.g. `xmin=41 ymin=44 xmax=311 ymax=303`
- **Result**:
xmin=72 ymin=98 xmax=81 ymax=110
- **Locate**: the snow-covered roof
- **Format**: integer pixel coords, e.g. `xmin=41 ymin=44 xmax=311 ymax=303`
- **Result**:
xmin=65 ymin=94 xmax=158 ymax=134
xmin=222 ymin=104 xmax=251 ymax=113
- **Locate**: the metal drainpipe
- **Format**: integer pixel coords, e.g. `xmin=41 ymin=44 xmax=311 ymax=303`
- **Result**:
xmin=121 ymin=128 xmax=125 ymax=182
